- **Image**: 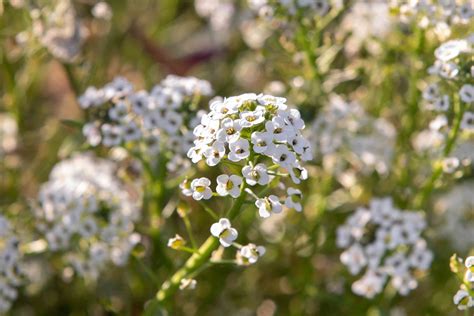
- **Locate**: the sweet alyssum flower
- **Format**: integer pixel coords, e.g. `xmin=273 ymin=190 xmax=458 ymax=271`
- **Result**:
xmin=285 ymin=187 xmax=303 ymax=212
xmin=167 ymin=234 xmax=186 ymax=250
xmin=256 ymin=195 xmax=282 ymax=218
xmin=390 ymin=0 xmax=473 ymax=40
xmin=242 ymin=163 xmax=270 ymax=186
xmin=466 ymin=256 xmax=474 ymax=282
xmin=0 ymin=215 xmax=25 ymax=313
xmin=31 ymin=0 xmax=85 ymax=62
xmin=461 ymin=111 xmax=474 ymax=131
xmin=309 ymin=95 xmax=396 ymax=176
xmin=79 ymin=75 xmax=213 ymax=173
xmin=249 ymin=0 xmax=331 ymax=18
xmin=337 ymin=197 xmax=433 ymax=298
xmin=0 ymin=113 xmax=18 ymax=159
xmin=185 ymin=92 xmax=311 ymax=207
xmin=454 ymin=289 xmax=473 ymax=310
xmin=34 ymin=153 xmax=141 ymax=279
xmin=451 ymin=255 xmax=474 ymax=310
xmin=237 ymin=243 xmax=266 ymax=265
xmin=190 ymin=177 xmax=213 ymax=200
xmin=210 ymin=218 xmax=238 ymax=247
xmin=180 ymin=92 xmax=311 ymax=262
xmin=216 ymin=174 xmax=243 ymax=198
xmin=422 ymin=36 xmax=473 ymax=129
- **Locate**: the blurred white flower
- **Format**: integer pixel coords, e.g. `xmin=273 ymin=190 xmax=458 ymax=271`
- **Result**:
xmin=0 ymin=113 xmax=18 ymax=158
xmin=453 ymin=289 xmax=474 ymax=310
xmin=435 ymin=181 xmax=474 ymax=252
xmin=337 ymin=197 xmax=432 ymax=298
xmin=284 ymin=187 xmax=302 ymax=212
xmin=92 ymin=2 xmax=113 ymax=20
xmin=0 ymin=215 xmax=25 ymax=313
xmin=33 ymin=0 xmax=86 ymax=62
xmin=35 ymin=153 xmax=141 ymax=279
xmin=79 ymin=75 xmax=212 ymax=173
xmin=179 ymin=278 xmax=197 ymax=290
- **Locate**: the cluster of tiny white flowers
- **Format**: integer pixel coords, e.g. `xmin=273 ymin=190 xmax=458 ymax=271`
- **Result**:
xmin=0 ymin=215 xmax=25 ymax=313
xmin=31 ymin=0 xmax=85 ymax=62
xmin=412 ymin=114 xmax=447 ymax=154
xmin=34 ymin=153 xmax=141 ymax=279
xmin=185 ymin=92 xmax=311 ymax=203
xmin=412 ymin=115 xmax=473 ymax=175
xmin=0 ymin=113 xmax=18 ymax=158
xmin=390 ymin=0 xmax=473 ymax=40
xmin=248 ymin=0 xmax=331 ymax=18
xmin=339 ymin=1 xmax=393 ymax=55
xmin=209 ymin=218 xmax=267 ymax=265
xmin=181 ymin=93 xmax=311 ymax=262
xmin=453 ymin=256 xmax=474 ymax=310
xmin=79 ymin=75 xmax=213 ymax=172
xmin=435 ymin=180 xmax=474 ymax=251
xmin=309 ymin=95 xmax=396 ymax=175
xmin=337 ymin=198 xmax=433 ymax=298
xmin=422 ymin=36 xmax=474 ymax=132
xmin=195 ymin=0 xmax=236 ymax=43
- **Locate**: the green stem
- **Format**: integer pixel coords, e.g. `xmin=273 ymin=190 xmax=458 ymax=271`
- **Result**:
xmin=146 ymin=185 xmax=248 ymax=309
xmin=141 ymin=154 xmax=173 ymax=271
xmin=62 ymin=62 xmax=80 ymax=96
xmin=182 ymin=215 xmax=197 ymax=249
xmin=296 ymin=22 xmax=320 ymax=86
xmin=414 ymin=94 xmax=465 ymax=208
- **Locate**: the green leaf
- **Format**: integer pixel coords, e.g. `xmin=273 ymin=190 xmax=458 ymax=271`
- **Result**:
xmin=61 ymin=119 xmax=84 ymax=130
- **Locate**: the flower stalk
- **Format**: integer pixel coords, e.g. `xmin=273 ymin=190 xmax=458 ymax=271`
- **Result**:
xmin=147 ymin=186 xmax=248 ymax=309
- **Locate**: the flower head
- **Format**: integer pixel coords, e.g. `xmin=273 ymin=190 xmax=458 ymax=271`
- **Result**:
xmin=0 ymin=215 xmax=25 ymax=313
xmin=79 ymin=75 xmax=213 ymax=173
xmin=167 ymin=234 xmax=186 ymax=250
xmin=190 ymin=177 xmax=213 ymax=200
xmin=237 ymin=243 xmax=266 ymax=265
xmin=35 ymin=153 xmax=141 ymax=279
xmin=337 ymin=197 xmax=432 ymax=298
xmin=216 ymin=174 xmax=243 ymax=198
xmin=256 ymin=195 xmax=282 ymax=218
xmin=210 ymin=218 xmax=238 ymax=247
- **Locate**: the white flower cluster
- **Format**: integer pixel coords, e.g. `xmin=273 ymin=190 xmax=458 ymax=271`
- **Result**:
xmin=337 ymin=198 xmax=433 ymax=298
xmin=248 ymin=0 xmax=331 ymax=17
xmin=339 ymin=1 xmax=393 ymax=55
xmin=184 ymin=92 xmax=311 ymax=204
xmin=412 ymin=115 xmax=473 ymax=173
xmin=453 ymin=256 xmax=474 ymax=310
xmin=34 ymin=153 xmax=141 ymax=279
xmin=195 ymin=0 xmax=236 ymax=43
xmin=435 ymin=181 xmax=474 ymax=251
xmin=422 ymin=36 xmax=474 ymax=131
xmin=310 ymin=95 xmax=396 ymax=175
xmin=79 ymin=75 xmax=213 ymax=172
xmin=0 ymin=113 xmax=18 ymax=158
xmin=0 ymin=215 xmax=25 ymax=313
xmin=31 ymin=0 xmax=85 ymax=62
xmin=390 ymin=0 xmax=473 ymax=40
xmin=181 ymin=93 xmax=311 ymax=261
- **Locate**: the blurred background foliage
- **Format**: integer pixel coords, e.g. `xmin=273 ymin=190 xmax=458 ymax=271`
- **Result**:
xmin=0 ymin=0 xmax=473 ymax=315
